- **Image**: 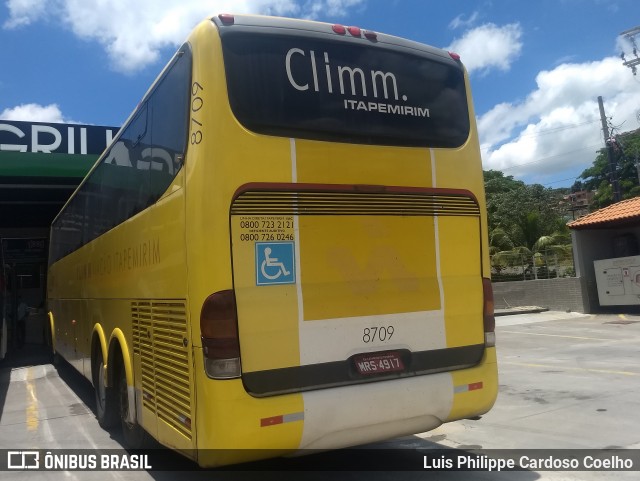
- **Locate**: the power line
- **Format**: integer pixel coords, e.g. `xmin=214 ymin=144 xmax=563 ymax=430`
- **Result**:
xmin=543 ymin=176 xmax=580 ymax=186
xmin=492 ymin=143 xmax=602 ymax=172
xmin=480 ymin=119 xmax=600 ymax=152
xmin=515 ymin=119 xmax=599 ymax=138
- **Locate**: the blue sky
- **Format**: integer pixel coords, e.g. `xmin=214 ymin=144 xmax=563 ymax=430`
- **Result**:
xmin=1 ymin=0 xmax=640 ymax=187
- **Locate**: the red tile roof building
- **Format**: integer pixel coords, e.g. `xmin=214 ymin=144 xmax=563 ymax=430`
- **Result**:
xmin=567 ymin=196 xmax=640 ymax=230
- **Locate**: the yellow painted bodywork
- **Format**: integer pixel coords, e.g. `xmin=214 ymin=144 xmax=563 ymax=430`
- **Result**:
xmin=298 ymin=216 xmax=440 ymax=320
xmin=47 ymin=170 xmax=191 ymax=451
xmin=447 ymin=347 xmax=499 ymax=422
xmin=47 ymin=17 xmax=497 ymax=467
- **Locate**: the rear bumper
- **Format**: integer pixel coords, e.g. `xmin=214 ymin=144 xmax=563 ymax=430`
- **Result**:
xmin=194 ymin=346 xmax=498 ymax=466
xmin=297 ymin=346 xmax=497 ymax=450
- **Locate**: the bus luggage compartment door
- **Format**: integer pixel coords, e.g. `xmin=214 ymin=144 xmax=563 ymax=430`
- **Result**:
xmin=230 ymin=186 xmax=485 ymax=397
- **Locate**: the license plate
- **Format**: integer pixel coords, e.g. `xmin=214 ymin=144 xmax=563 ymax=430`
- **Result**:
xmin=353 ymin=351 xmax=405 ymax=375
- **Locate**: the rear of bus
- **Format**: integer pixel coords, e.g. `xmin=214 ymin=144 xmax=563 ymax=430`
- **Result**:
xmin=186 ymin=14 xmax=497 ymax=466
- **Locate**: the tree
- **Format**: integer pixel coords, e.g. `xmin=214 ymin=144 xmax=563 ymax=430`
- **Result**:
xmin=483 ymin=170 xmax=525 ymax=195
xmin=483 ymin=170 xmax=526 ymax=232
xmin=489 ymin=226 xmax=514 ymax=254
xmin=484 ymin=171 xmax=573 ymax=280
xmin=570 ymin=179 xmax=584 ymax=193
xmin=578 ymin=128 xmax=640 ymax=209
xmin=486 ymin=180 xmax=566 ymax=243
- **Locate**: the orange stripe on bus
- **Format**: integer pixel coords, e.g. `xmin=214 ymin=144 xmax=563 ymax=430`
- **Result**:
xmin=261 ymin=415 xmax=284 ymax=427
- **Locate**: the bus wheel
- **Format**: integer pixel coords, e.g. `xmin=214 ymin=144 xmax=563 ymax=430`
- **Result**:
xmin=94 ymin=350 xmax=118 ymax=429
xmin=118 ymin=363 xmax=148 ymax=448
xmin=45 ymin=322 xmax=59 ymax=365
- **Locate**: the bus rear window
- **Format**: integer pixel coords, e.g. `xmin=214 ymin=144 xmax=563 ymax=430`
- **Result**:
xmin=220 ymin=31 xmax=470 ymax=148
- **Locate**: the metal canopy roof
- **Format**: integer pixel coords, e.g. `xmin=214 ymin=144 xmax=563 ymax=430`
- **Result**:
xmin=0 ymin=120 xmax=118 ymax=229
xmin=0 ymin=174 xmax=80 ymax=228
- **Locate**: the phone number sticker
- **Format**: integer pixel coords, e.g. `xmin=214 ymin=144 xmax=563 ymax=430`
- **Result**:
xmin=238 ymin=216 xmax=295 ymax=242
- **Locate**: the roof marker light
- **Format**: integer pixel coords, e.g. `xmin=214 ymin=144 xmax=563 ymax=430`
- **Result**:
xmin=449 ymin=51 xmax=461 ymax=61
xmin=347 ymin=26 xmax=362 ymax=37
xmin=332 ymin=24 xmax=346 ymax=35
xmin=218 ymin=14 xmax=235 ymax=25
xmin=364 ymin=30 xmax=378 ymax=41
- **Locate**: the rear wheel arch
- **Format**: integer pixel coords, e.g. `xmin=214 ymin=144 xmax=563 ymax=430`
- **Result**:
xmin=107 ymin=330 xmax=148 ymax=447
xmin=90 ymin=325 xmax=108 ymax=386
xmin=107 ymin=328 xmax=133 ymax=388
xmin=47 ymin=311 xmax=56 ymax=353
xmin=46 ymin=311 xmax=60 ymax=365
xmin=93 ymin=325 xmax=118 ymax=429
xmin=107 ymin=329 xmax=136 ymax=424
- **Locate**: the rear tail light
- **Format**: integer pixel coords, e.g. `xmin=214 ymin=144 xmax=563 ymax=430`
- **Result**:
xmin=482 ymin=278 xmax=496 ymax=347
xmin=201 ymin=289 xmax=241 ymax=379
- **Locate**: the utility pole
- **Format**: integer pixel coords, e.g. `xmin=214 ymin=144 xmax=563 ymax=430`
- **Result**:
xmin=598 ymin=96 xmax=622 ymax=203
xmin=620 ymin=26 xmax=640 ymax=76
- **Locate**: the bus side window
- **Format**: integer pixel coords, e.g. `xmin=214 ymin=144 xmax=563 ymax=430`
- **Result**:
xmin=145 ymin=45 xmax=191 ymax=203
xmin=49 ymin=45 xmax=192 ymax=265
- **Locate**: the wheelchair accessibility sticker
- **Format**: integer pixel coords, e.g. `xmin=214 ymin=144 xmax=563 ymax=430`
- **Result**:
xmin=256 ymin=242 xmax=296 ymax=286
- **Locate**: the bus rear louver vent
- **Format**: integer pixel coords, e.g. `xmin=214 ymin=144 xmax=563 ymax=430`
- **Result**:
xmin=132 ymin=300 xmax=192 ymax=440
xmin=230 ymin=187 xmax=480 ymax=217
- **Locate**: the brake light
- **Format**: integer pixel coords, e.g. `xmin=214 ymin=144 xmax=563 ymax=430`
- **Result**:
xmin=449 ymin=51 xmax=461 ymax=61
xmin=201 ymin=289 xmax=241 ymax=378
xmin=482 ymin=278 xmax=496 ymax=347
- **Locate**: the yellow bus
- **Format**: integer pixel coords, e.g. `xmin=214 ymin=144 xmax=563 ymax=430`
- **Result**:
xmin=47 ymin=13 xmax=497 ymax=467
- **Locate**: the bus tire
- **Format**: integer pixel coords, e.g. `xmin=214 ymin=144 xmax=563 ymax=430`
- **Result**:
xmin=118 ymin=360 xmax=148 ymax=448
xmin=94 ymin=349 xmax=118 ymax=429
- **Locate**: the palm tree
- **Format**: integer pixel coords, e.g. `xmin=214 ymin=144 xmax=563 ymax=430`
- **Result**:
xmin=489 ymin=216 xmax=574 ymax=280
xmin=489 ymin=227 xmax=516 ymax=277
xmin=531 ymin=234 xmax=574 ymax=278
xmin=489 ymin=226 xmax=514 ymax=254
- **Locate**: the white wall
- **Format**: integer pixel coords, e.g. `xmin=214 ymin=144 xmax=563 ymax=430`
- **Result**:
xmin=572 ymin=225 xmax=640 ymax=311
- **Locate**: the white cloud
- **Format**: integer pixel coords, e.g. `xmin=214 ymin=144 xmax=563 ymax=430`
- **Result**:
xmin=479 ymin=57 xmax=640 ymax=184
xmin=0 ymin=103 xmax=67 ymax=122
xmin=3 ymin=0 xmax=47 ymax=28
xmin=3 ymin=0 xmax=365 ymax=73
xmin=299 ymin=0 xmax=364 ymax=18
xmin=448 ymin=12 xmax=479 ymax=30
xmin=445 ymin=23 xmax=523 ymax=75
